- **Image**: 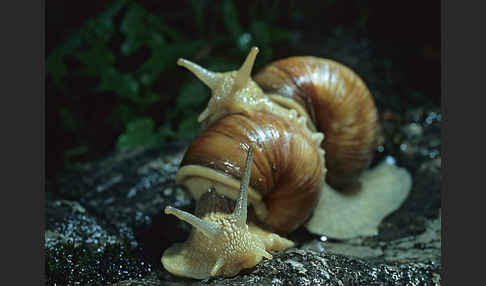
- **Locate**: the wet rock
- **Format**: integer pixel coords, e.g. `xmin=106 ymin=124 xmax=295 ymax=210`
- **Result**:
xmin=45 ymin=192 xmax=133 ymax=251
xmin=376 ymin=107 xmax=441 ymax=175
xmin=46 ymin=242 xmax=152 ymax=285
xmin=302 ymin=208 xmax=441 ymax=265
xmin=46 ymin=135 xmax=441 ymax=285
xmin=178 ymin=250 xmax=440 ymax=286
xmin=323 ymin=242 xmax=384 ymax=259
xmin=45 ymin=193 xmax=152 ymax=285
xmin=55 ymin=142 xmax=191 ymax=231
xmin=383 ymin=213 xmax=441 ymax=264
xmin=53 ymin=142 xmax=193 ymax=262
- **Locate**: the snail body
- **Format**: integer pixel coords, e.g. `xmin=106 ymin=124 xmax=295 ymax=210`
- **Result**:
xmin=162 ymin=47 xmax=411 ymax=279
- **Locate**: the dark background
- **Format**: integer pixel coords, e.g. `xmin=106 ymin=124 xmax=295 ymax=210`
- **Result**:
xmin=46 ymin=0 xmax=440 ymax=181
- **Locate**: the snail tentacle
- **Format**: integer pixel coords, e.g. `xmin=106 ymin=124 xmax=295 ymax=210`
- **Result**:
xmin=164 ymin=206 xmax=220 ymax=240
xmin=232 ymin=144 xmax=254 ymax=226
xmin=233 ymin=46 xmax=259 ymax=92
xmin=210 ymin=257 xmax=225 ymax=276
xmin=177 ymin=58 xmax=219 ymax=89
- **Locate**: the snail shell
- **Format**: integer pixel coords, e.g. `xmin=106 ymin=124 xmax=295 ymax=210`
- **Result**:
xmin=254 ymin=57 xmax=379 ymax=190
xmin=179 ymin=110 xmax=325 ymax=234
xmin=162 ymin=47 xmax=411 ymax=279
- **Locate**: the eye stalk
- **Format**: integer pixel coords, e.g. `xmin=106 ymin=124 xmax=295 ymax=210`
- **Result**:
xmin=176 ymin=58 xmax=219 ymax=90
xmin=231 ymin=143 xmax=254 ymax=226
xmin=232 ymin=46 xmax=259 ymax=94
xmin=164 ymin=206 xmax=220 ymax=240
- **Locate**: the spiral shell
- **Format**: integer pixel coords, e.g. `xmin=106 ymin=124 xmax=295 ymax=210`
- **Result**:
xmin=254 ymin=57 xmax=379 ymax=190
xmin=178 ymin=110 xmax=325 ymax=233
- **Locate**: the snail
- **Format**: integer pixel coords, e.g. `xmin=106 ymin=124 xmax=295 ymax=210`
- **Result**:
xmin=161 ymin=47 xmax=412 ymax=279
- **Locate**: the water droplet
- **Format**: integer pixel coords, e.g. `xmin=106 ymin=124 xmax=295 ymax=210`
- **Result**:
xmin=385 ymin=156 xmax=396 ymax=165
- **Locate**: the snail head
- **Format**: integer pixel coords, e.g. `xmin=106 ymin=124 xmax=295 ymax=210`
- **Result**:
xmin=177 ymin=47 xmax=264 ymax=124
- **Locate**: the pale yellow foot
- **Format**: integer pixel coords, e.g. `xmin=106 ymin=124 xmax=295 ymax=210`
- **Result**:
xmin=249 ymin=223 xmax=295 ymax=251
xmin=306 ymin=160 xmax=412 ymax=239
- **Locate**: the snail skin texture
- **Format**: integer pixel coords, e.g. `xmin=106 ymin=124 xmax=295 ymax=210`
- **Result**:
xmin=162 ymin=47 xmax=412 ymax=279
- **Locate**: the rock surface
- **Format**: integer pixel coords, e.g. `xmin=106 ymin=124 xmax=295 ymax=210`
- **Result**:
xmin=45 ymin=130 xmax=441 ymax=285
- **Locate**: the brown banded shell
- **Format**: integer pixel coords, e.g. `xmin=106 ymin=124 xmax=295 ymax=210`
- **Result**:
xmin=254 ymin=57 xmax=379 ymax=190
xmin=177 ymin=110 xmax=325 ymax=234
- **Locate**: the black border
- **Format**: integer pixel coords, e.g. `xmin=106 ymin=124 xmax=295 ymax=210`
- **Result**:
xmin=441 ymin=0 xmax=447 ymax=284
xmin=4 ymin=0 xmax=44 ymax=285
xmin=41 ymin=1 xmax=46 ymax=284
xmin=442 ymin=0 xmax=482 ymax=284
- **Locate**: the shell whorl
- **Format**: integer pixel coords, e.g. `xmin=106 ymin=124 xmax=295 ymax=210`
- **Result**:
xmin=254 ymin=57 xmax=379 ymax=190
xmin=178 ymin=111 xmax=325 ymax=234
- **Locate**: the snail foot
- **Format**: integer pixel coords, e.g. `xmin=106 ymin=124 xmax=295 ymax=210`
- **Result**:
xmin=305 ymin=160 xmax=412 ymax=239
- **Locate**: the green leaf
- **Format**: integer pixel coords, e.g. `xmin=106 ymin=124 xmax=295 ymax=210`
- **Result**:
xmin=146 ymin=13 xmax=184 ymax=43
xmin=158 ymin=123 xmax=176 ymax=140
xmin=108 ymin=103 xmax=137 ymax=130
xmin=116 ymin=117 xmax=160 ymax=151
xmin=98 ymin=68 xmax=140 ymax=102
xmin=174 ymin=113 xmax=201 ymax=139
xmin=80 ymin=0 xmax=126 ymax=43
xmin=76 ymin=45 xmax=115 ymax=77
xmin=138 ymin=40 xmax=205 ymax=86
xmin=137 ymin=45 xmax=172 ymax=86
xmin=140 ymin=90 xmax=161 ymax=108
xmin=176 ymin=81 xmax=210 ymax=110
xmin=120 ymin=3 xmax=156 ymax=56
xmin=46 ymin=1 xmax=126 ymax=88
